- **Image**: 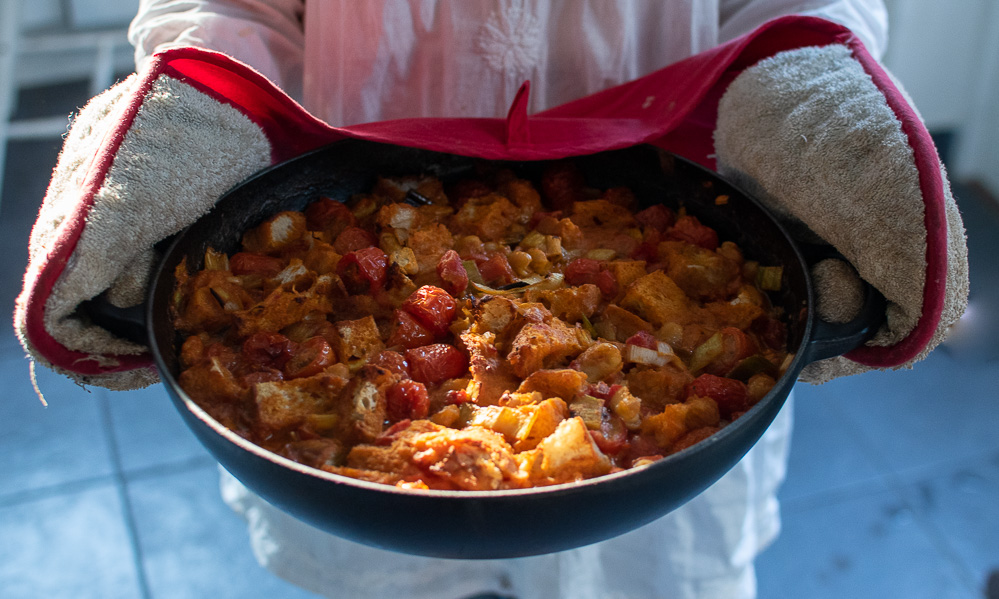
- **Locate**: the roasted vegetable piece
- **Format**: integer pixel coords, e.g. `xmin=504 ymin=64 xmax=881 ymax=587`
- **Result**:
xmin=336 ymin=246 xmax=388 ymax=295
xmin=401 ymin=286 xmax=457 ymax=337
xmin=405 ymin=344 xmax=469 ymax=386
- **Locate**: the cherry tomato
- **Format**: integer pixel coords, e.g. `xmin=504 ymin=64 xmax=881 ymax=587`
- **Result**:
xmin=242 ymin=332 xmax=294 ymax=369
xmin=704 ymin=327 xmax=757 ymax=376
xmin=368 ymin=350 xmax=410 ymax=378
xmin=595 ymin=269 xmax=618 ymax=298
xmin=402 ymin=285 xmax=457 ymax=337
xmin=565 ymin=258 xmax=618 ymax=298
xmin=631 ymin=228 xmax=662 ymax=262
xmin=625 ymin=331 xmax=658 ymax=351
xmin=305 ymin=197 xmax=354 ymax=232
xmin=336 ymin=246 xmax=388 ymax=295
xmin=635 ymin=204 xmax=675 ymax=231
xmin=334 ymin=226 xmax=378 ymax=255
xmin=230 ymin=252 xmax=285 ymax=277
xmin=375 ymin=419 xmax=413 ymax=446
xmin=436 ymin=250 xmax=469 ymax=296
xmin=476 ymin=253 xmax=515 ymax=286
xmin=386 ymin=380 xmax=430 ymax=422
xmin=686 ymin=373 xmax=748 ymax=419
xmin=240 ymin=368 xmax=285 ymax=386
xmin=446 ymin=389 xmax=471 ymax=404
xmin=667 ymin=215 xmax=719 ymax=250
xmin=564 ymin=257 xmax=600 ymax=285
xmin=284 ymin=336 xmax=334 ymax=379
xmin=405 ymin=344 xmax=468 ymax=386
xmin=386 ymin=309 xmax=435 ymax=349
xmin=585 ymin=382 xmax=623 ymax=400
xmin=624 ymin=432 xmax=664 ymax=465
xmin=590 ymin=414 xmax=628 ymax=455
xmin=751 ymin=315 xmax=787 ymax=351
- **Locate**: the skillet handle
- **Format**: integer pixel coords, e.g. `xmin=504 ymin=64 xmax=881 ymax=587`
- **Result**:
xmin=80 ymin=293 xmax=150 ymax=346
xmin=798 ymin=244 xmax=886 ymax=364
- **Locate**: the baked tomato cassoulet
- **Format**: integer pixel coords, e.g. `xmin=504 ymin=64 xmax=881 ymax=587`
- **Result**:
xmin=172 ymin=162 xmax=790 ymax=491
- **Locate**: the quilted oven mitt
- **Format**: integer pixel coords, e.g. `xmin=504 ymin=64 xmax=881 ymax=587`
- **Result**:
xmin=13 ymin=50 xmax=333 ymax=390
xmin=13 ymin=16 xmax=968 ymax=391
xmin=712 ymin=43 xmax=969 ymax=383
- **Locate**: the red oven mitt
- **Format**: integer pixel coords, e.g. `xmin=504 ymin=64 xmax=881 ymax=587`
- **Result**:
xmin=14 ymin=16 xmax=968 ymax=390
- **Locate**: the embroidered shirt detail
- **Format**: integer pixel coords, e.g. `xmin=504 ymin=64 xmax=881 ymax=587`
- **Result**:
xmin=475 ymin=2 xmax=543 ymax=75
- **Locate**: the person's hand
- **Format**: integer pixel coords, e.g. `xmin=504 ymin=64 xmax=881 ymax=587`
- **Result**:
xmin=713 ymin=44 xmax=969 ymax=382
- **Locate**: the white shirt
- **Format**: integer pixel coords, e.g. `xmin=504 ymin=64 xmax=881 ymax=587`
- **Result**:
xmin=128 ymin=2 xmax=888 ymax=597
xmin=130 ymin=0 xmax=887 ymax=125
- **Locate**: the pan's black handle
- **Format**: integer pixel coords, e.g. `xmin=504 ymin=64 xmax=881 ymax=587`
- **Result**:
xmin=797 ymin=244 xmax=886 ymax=364
xmin=80 ymin=293 xmax=150 ymax=346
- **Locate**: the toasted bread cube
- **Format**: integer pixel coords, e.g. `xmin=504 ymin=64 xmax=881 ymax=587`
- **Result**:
xmin=514 ymin=397 xmax=568 ymax=452
xmin=602 ymin=260 xmax=649 ymax=290
xmin=659 ymin=240 xmax=741 ymax=301
xmin=302 ymin=240 xmax=342 ymax=275
xmin=469 ymin=405 xmax=529 ymax=442
xmin=507 ymin=318 xmax=588 ymax=378
xmin=450 ymin=193 xmax=519 ymax=242
xmin=626 ymin=364 xmax=694 ymax=410
xmin=406 ymin=224 xmax=455 ymax=273
xmin=333 ymin=315 xmax=385 ymax=369
xmin=389 ymin=246 xmax=420 ymax=275
xmin=516 ymin=368 xmax=588 ymax=401
xmin=594 ymin=304 xmax=654 ymax=343
xmin=253 ymin=372 xmax=348 ymax=431
xmin=524 ymin=283 xmax=602 ymax=322
xmin=242 ymin=211 xmax=307 ymax=254
xmin=376 ymin=202 xmax=423 ymax=232
xmin=341 ymin=364 xmax=396 ymax=442
xmin=641 ymin=395 xmax=720 ymax=448
xmin=345 ymin=420 xmax=443 ymax=479
xmin=570 ymin=342 xmax=624 ymax=383
xmin=620 ymin=270 xmax=697 ymax=328
xmin=704 ymin=298 xmax=765 ymax=330
xmin=471 ymin=296 xmax=519 ymax=335
xmin=529 ymin=417 xmax=611 ymax=482
xmin=568 ymin=199 xmax=636 ymax=229
xmin=410 ymin=426 xmax=524 ymax=490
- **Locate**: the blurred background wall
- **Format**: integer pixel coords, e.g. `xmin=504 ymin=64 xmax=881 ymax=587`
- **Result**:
xmin=882 ymin=0 xmax=999 ymax=198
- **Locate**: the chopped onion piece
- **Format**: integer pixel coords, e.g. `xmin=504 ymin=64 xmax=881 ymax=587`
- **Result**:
xmin=470 ymin=273 xmax=564 ymax=296
xmin=462 ymin=260 xmax=485 ymax=285
xmin=203 ymin=248 xmax=229 ymax=271
xmin=625 ymin=343 xmax=669 ymax=367
xmin=756 ymin=266 xmax=783 ymax=291
xmin=586 ymin=248 xmax=617 ymax=261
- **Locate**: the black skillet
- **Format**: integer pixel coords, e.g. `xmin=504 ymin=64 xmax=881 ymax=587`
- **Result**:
xmin=95 ymin=139 xmax=882 ymax=559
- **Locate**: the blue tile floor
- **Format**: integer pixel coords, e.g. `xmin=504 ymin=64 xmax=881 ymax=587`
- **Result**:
xmin=2 ymin=108 xmax=997 ymax=598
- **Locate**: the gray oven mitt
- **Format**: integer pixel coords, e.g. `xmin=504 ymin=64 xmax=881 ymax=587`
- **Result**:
xmin=714 ymin=44 xmax=969 ymax=382
xmin=14 ymin=68 xmax=272 ymax=390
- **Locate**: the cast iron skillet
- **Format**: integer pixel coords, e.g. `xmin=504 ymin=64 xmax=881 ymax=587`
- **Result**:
xmin=96 ymin=139 xmax=883 ymax=559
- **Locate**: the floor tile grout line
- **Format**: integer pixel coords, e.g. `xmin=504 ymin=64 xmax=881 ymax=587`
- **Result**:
xmin=98 ymin=392 xmax=154 ymax=599
xmin=0 ymin=473 xmax=117 ymax=509
xmin=122 ymin=453 xmax=219 ymax=482
xmin=822 ymin=397 xmax=983 ymax=593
